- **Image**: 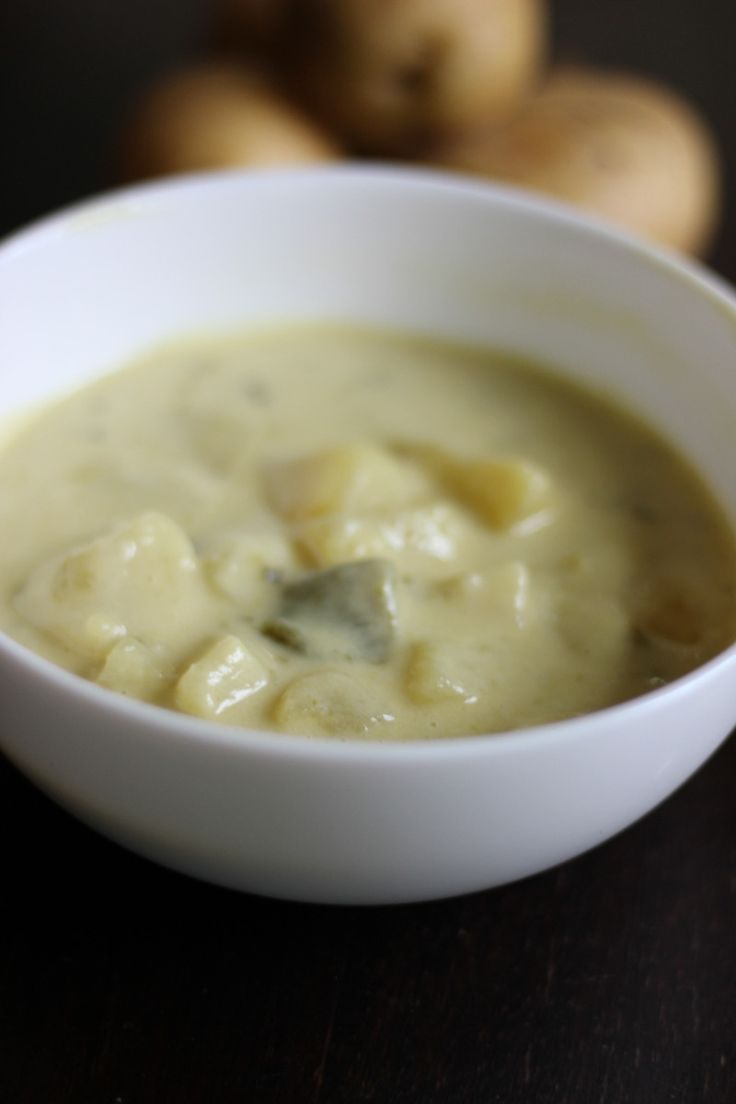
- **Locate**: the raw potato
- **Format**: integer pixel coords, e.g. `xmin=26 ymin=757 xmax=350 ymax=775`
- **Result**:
xmin=429 ymin=66 xmax=720 ymax=254
xmin=117 ymin=63 xmax=341 ymax=181
xmin=281 ymin=0 xmax=546 ymax=153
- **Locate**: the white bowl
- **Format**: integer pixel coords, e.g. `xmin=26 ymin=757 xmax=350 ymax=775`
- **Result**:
xmin=2 ymin=166 xmax=736 ymax=905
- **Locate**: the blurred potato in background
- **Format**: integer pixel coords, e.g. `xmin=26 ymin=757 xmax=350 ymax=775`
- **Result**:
xmin=114 ymin=0 xmax=722 ymax=255
xmin=117 ymin=63 xmax=342 ymax=180
xmin=269 ymin=0 xmax=547 ymax=154
xmin=427 ymin=66 xmax=721 ymax=255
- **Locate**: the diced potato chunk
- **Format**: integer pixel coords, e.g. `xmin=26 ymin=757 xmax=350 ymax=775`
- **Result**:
xmin=404 ymin=642 xmax=477 ymax=705
xmin=262 ymin=444 xmax=430 ymax=522
xmin=437 ymin=562 xmax=532 ymax=627
xmin=447 ymin=456 xmax=552 ymax=530
xmin=174 ymin=634 xmax=270 ymax=719
xmin=272 ymin=669 xmax=394 ymax=737
xmin=14 ymin=511 xmax=213 ymax=661
xmin=201 ymin=528 xmax=294 ymax=603
xmin=296 ymin=501 xmax=470 ymax=573
xmin=96 ymin=638 xmax=169 ymax=702
xmin=405 ymin=443 xmax=553 ymax=531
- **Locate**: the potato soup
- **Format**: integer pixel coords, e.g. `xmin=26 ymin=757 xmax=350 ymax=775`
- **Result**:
xmin=1 ymin=325 xmax=734 ymax=740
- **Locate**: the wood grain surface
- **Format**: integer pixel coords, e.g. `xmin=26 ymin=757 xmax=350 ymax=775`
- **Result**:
xmin=1 ymin=2 xmax=736 ymax=1101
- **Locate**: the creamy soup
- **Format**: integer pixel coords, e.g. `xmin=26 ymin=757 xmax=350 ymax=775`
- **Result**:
xmin=1 ymin=325 xmax=734 ymax=740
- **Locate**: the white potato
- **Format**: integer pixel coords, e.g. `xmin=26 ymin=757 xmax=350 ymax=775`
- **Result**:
xmin=429 ymin=66 xmax=720 ymax=255
xmin=437 ymin=561 xmax=532 ymax=627
xmin=404 ymin=641 xmax=476 ymax=704
xmin=295 ymin=501 xmax=471 ymax=573
xmin=201 ymin=528 xmax=295 ymax=604
xmin=406 ymin=443 xmax=553 ymax=531
xmin=96 ymin=638 xmax=170 ymax=702
xmin=117 ymin=64 xmax=341 ymax=181
xmin=14 ymin=512 xmax=213 ymax=662
xmin=448 ymin=457 xmax=552 ymax=531
xmin=272 ymin=668 xmax=393 ymax=737
xmin=174 ymin=634 xmax=270 ymax=720
xmin=262 ymin=444 xmax=431 ymax=522
xmin=281 ymin=0 xmax=546 ymax=153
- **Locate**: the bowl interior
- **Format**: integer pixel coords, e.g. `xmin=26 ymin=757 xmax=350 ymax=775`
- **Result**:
xmin=3 ymin=167 xmax=736 ymax=532
xmin=4 ymin=168 xmax=736 ymax=903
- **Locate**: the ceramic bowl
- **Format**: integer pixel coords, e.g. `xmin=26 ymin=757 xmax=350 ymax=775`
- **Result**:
xmin=2 ymin=166 xmax=736 ymax=904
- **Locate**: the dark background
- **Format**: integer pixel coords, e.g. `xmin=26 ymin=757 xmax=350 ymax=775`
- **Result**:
xmin=2 ymin=3 xmax=736 ymax=1102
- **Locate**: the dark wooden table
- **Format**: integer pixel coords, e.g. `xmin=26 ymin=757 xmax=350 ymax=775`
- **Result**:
xmin=2 ymin=3 xmax=736 ymax=1101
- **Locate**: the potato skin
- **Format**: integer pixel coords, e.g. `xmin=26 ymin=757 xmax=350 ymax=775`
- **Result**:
xmin=116 ymin=63 xmax=342 ymax=181
xmin=428 ymin=66 xmax=720 ymax=255
xmin=280 ymin=0 xmax=546 ymax=154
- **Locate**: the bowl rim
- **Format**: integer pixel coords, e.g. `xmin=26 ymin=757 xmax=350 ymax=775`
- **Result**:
xmin=3 ymin=161 xmax=736 ymax=300
xmin=2 ymin=162 xmax=736 ymax=764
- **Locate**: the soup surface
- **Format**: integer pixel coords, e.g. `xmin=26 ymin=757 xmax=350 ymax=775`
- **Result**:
xmin=1 ymin=325 xmax=734 ymax=740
